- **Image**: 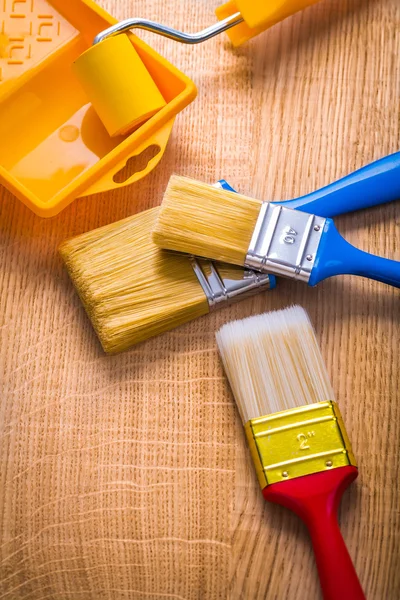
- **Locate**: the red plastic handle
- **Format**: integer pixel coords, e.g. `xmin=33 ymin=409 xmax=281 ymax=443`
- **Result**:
xmin=263 ymin=466 xmax=365 ymax=600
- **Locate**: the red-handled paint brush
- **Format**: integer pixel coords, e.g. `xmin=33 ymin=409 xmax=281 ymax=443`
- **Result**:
xmin=216 ymin=306 xmax=365 ymax=600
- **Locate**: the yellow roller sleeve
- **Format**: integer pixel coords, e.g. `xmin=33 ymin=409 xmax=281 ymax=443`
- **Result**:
xmin=73 ymin=35 xmax=166 ymax=137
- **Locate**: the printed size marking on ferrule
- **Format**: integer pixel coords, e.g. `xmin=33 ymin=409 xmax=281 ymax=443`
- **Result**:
xmin=244 ymin=401 xmax=357 ymax=489
xmin=245 ymin=203 xmax=326 ymax=282
xmin=190 ymin=258 xmax=271 ymax=310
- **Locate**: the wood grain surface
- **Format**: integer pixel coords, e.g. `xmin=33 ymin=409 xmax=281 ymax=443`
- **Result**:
xmin=0 ymin=0 xmax=399 ymax=599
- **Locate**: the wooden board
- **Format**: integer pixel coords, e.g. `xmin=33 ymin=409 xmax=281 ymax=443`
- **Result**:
xmin=0 ymin=0 xmax=399 ymax=598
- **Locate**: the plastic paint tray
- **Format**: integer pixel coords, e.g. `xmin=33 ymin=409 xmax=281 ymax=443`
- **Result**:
xmin=0 ymin=0 xmax=197 ymax=217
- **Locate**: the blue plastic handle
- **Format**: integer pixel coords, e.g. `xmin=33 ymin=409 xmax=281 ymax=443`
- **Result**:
xmin=280 ymin=151 xmax=400 ymax=216
xmin=220 ymin=151 xmax=400 ymax=217
xmin=309 ymin=220 xmax=400 ymax=288
xmin=218 ymin=180 xmax=237 ymax=193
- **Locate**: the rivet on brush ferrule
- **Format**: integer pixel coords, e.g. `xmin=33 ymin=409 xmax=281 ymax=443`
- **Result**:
xmin=190 ymin=258 xmax=271 ymax=311
xmin=245 ymin=203 xmax=326 ymax=282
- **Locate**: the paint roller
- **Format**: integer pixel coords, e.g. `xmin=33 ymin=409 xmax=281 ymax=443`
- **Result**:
xmin=73 ymin=1 xmax=321 ymax=138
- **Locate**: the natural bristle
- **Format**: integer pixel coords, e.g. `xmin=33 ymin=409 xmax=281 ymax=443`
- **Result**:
xmin=216 ymin=306 xmax=334 ymax=423
xmin=152 ymin=175 xmax=262 ymax=265
xmin=59 ymin=208 xmax=210 ymax=354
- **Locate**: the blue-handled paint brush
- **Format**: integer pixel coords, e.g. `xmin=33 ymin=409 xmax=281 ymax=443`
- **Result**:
xmin=153 ymin=153 xmax=400 ymax=289
xmin=59 ymin=181 xmax=275 ymax=354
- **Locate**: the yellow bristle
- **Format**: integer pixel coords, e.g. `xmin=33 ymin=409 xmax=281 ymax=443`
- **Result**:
xmin=59 ymin=207 xmax=210 ymax=354
xmin=152 ymin=175 xmax=262 ymax=265
xmin=216 ymin=306 xmax=334 ymax=423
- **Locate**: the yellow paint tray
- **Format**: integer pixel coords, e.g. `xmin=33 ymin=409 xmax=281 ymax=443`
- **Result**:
xmin=0 ymin=0 xmax=197 ymax=217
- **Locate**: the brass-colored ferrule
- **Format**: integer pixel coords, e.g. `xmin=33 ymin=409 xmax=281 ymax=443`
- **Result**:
xmin=244 ymin=401 xmax=357 ymax=489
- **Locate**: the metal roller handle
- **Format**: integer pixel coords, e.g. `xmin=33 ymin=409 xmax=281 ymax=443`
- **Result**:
xmin=94 ymin=12 xmax=244 ymax=45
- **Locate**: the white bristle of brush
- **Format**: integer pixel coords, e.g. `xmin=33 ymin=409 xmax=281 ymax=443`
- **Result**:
xmin=216 ymin=306 xmax=334 ymax=423
xmin=153 ymin=175 xmax=262 ymax=265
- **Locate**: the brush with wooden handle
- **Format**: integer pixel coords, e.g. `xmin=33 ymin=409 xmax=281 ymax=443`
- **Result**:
xmin=153 ymin=152 xmax=400 ymax=289
xmin=216 ymin=306 xmax=365 ymax=600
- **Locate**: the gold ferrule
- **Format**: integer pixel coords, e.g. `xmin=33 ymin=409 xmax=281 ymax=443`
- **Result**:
xmin=244 ymin=401 xmax=357 ymax=489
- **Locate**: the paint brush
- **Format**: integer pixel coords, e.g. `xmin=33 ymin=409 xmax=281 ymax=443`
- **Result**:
xmin=153 ymin=152 xmax=400 ymax=289
xmin=59 ymin=204 xmax=273 ymax=354
xmin=216 ymin=306 xmax=365 ymax=600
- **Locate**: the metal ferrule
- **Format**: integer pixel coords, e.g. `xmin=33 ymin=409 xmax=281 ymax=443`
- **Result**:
xmin=245 ymin=203 xmax=326 ymax=283
xmin=245 ymin=401 xmax=357 ymax=490
xmin=94 ymin=12 xmax=244 ymax=46
xmin=190 ymin=258 xmax=271 ymax=311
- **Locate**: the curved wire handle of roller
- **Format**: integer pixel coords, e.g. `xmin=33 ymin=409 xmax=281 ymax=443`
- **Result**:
xmin=93 ymin=12 xmax=244 ymax=46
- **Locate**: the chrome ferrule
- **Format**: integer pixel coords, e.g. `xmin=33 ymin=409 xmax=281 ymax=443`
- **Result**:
xmin=190 ymin=258 xmax=271 ymax=311
xmin=245 ymin=203 xmax=326 ymax=283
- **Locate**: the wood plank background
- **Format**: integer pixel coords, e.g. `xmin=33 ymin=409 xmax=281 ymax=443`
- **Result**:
xmin=0 ymin=0 xmax=399 ymax=598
